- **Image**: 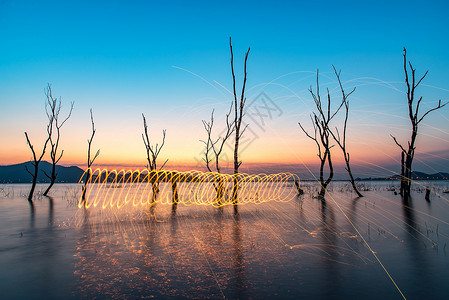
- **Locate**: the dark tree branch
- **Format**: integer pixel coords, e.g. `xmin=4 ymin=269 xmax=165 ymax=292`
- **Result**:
xmin=393 ymin=48 xmax=448 ymax=201
xmin=24 ymin=129 xmax=50 ymax=202
xmin=201 ymin=104 xmax=236 ymax=204
xmin=82 ymin=109 xmax=100 ymax=202
xmin=24 ymin=165 xmax=33 ymax=177
xmin=160 ymin=159 xmax=168 ymax=170
xmin=391 ymin=135 xmax=407 ymax=153
xmin=43 ymin=170 xmax=51 ymax=180
xmin=230 ymin=37 xmax=250 ymax=207
xmin=43 ymin=84 xmax=74 ymax=196
xmin=141 ymin=113 xmax=167 ymax=202
xmin=142 ymin=113 xmax=167 ymax=171
xmin=417 ymin=100 xmax=448 ymax=124
xmin=299 ymin=69 xmax=346 ymax=199
xmin=328 ymin=66 xmax=363 ymax=197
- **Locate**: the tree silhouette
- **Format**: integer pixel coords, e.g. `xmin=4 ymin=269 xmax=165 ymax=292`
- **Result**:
xmin=142 ymin=113 xmax=167 ymax=202
xmin=81 ymin=109 xmax=100 ymax=202
xmin=43 ymin=84 xmax=74 ymax=196
xmin=299 ymin=70 xmax=344 ymax=199
xmin=201 ymin=107 xmax=234 ymax=204
xmin=24 ymin=88 xmax=53 ymax=202
xmin=230 ymin=37 xmax=250 ymax=208
xmin=328 ymin=66 xmax=363 ymax=197
xmin=391 ymin=48 xmax=448 ymax=202
xmin=24 ymin=132 xmax=50 ymax=202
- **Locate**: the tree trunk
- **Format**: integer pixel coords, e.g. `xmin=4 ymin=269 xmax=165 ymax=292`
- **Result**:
xmin=151 ymin=182 xmax=159 ymax=203
xmin=318 ymin=149 xmax=333 ymax=199
xmin=403 ymin=150 xmax=414 ymax=202
xmin=81 ymin=169 xmax=90 ymax=202
xmin=345 ymin=159 xmax=363 ymax=197
xmin=392 ymin=48 xmax=448 ymax=203
xmin=425 ymin=187 xmax=431 ymax=201
xmin=233 ymin=124 xmax=240 ymax=206
xmin=318 ymin=155 xmax=326 ymax=198
xmin=400 ymin=152 xmax=405 ymax=196
xmin=43 ymin=163 xmax=56 ymax=196
xmin=171 ymin=172 xmax=179 ymax=205
xmin=28 ymin=163 xmax=39 ymax=202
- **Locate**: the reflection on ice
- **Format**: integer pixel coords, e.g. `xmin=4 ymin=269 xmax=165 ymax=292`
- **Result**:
xmin=1 ymin=181 xmax=449 ymax=299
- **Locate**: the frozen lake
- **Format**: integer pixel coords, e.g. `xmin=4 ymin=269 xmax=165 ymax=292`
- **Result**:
xmin=1 ymin=181 xmax=449 ymax=299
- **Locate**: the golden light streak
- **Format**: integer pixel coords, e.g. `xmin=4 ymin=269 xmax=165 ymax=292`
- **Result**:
xmin=78 ymin=168 xmax=301 ymax=209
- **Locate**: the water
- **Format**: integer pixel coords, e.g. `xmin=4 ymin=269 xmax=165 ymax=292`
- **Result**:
xmin=1 ymin=182 xmax=449 ymax=299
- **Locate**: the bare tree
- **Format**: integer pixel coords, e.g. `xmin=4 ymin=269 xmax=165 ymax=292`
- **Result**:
xmin=391 ymin=48 xmax=448 ymax=202
xmin=42 ymin=84 xmax=74 ymax=196
xmin=230 ymin=37 xmax=250 ymax=206
xmin=328 ymin=66 xmax=363 ymax=197
xmin=24 ymin=89 xmax=54 ymax=202
xmin=299 ymin=70 xmax=343 ymax=199
xmin=142 ymin=113 xmax=168 ymax=202
xmin=24 ymin=131 xmax=51 ymax=202
xmin=171 ymin=171 xmax=179 ymax=206
xmin=81 ymin=109 xmax=100 ymax=201
xmin=201 ymin=107 xmax=234 ymax=204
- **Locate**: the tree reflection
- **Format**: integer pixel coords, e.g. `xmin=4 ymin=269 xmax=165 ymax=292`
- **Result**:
xmin=401 ymin=196 xmax=431 ymax=297
xmin=232 ymin=211 xmax=248 ymax=298
xmin=319 ymin=199 xmax=341 ymax=297
xmin=28 ymin=200 xmax=35 ymax=229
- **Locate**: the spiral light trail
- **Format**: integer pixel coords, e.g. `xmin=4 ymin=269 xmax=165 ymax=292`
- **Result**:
xmin=78 ymin=168 xmax=301 ymax=209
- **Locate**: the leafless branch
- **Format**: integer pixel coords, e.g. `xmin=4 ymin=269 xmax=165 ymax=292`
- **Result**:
xmin=417 ymin=100 xmax=448 ymax=124
xmin=300 ymin=69 xmax=347 ymax=198
xmin=24 ymin=113 xmax=51 ymax=202
xmin=43 ymin=84 xmax=74 ymax=196
xmin=327 ymin=67 xmax=363 ymax=196
xmin=43 ymin=170 xmax=51 ymax=180
xmin=230 ymin=37 xmax=250 ymax=206
xmin=24 ymin=165 xmax=33 ymax=177
xmin=201 ymin=106 xmax=235 ymax=174
xmin=142 ymin=113 xmax=167 ymax=171
xmin=393 ymin=48 xmax=448 ymax=201
xmin=87 ymin=109 xmax=99 ymax=166
xmin=82 ymin=109 xmax=100 ymax=202
xmin=390 ymin=135 xmax=406 ymax=153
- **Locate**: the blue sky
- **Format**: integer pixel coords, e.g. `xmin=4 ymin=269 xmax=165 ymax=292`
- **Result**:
xmin=1 ymin=0 xmax=448 ymax=177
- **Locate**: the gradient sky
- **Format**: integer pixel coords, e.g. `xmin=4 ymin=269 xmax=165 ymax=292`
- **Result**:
xmin=1 ymin=0 xmax=449 ymax=178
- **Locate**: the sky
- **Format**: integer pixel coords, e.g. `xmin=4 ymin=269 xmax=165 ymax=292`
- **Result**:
xmin=1 ymin=0 xmax=449 ymax=178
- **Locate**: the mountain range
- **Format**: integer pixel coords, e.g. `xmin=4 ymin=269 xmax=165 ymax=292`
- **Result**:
xmin=357 ymin=171 xmax=449 ymax=181
xmin=0 ymin=161 xmax=85 ymax=183
xmin=0 ymin=162 xmax=448 ymax=183
xmin=386 ymin=171 xmax=449 ymax=180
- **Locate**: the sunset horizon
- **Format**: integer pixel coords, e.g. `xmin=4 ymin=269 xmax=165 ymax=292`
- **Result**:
xmin=1 ymin=1 xmax=449 ymax=299
xmin=2 ymin=1 xmax=449 ymax=182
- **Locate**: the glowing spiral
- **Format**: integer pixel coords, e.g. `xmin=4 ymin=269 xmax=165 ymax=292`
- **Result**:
xmin=78 ymin=169 xmax=301 ymax=209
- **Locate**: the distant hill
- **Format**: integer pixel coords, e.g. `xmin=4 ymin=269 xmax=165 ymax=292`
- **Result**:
xmin=1 ymin=162 xmax=447 ymax=183
xmin=386 ymin=171 xmax=449 ymax=180
xmin=357 ymin=171 xmax=449 ymax=181
xmin=0 ymin=161 xmax=85 ymax=183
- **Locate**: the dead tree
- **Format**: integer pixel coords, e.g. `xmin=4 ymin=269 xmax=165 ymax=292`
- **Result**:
xmin=299 ymin=70 xmax=343 ymax=199
xmin=43 ymin=84 xmax=74 ymax=196
xmin=201 ymin=107 xmax=234 ymax=204
xmin=81 ymin=109 xmax=100 ymax=201
xmin=24 ymin=131 xmax=51 ymax=202
xmin=171 ymin=171 xmax=179 ymax=206
xmin=329 ymin=66 xmax=363 ymax=197
xmin=142 ymin=114 xmax=168 ymax=202
xmin=391 ymin=48 xmax=448 ymax=202
xmin=24 ymin=89 xmax=54 ymax=202
xmin=230 ymin=37 xmax=250 ymax=206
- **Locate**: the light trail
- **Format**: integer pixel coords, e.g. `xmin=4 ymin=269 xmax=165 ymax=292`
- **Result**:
xmin=78 ymin=168 xmax=301 ymax=209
